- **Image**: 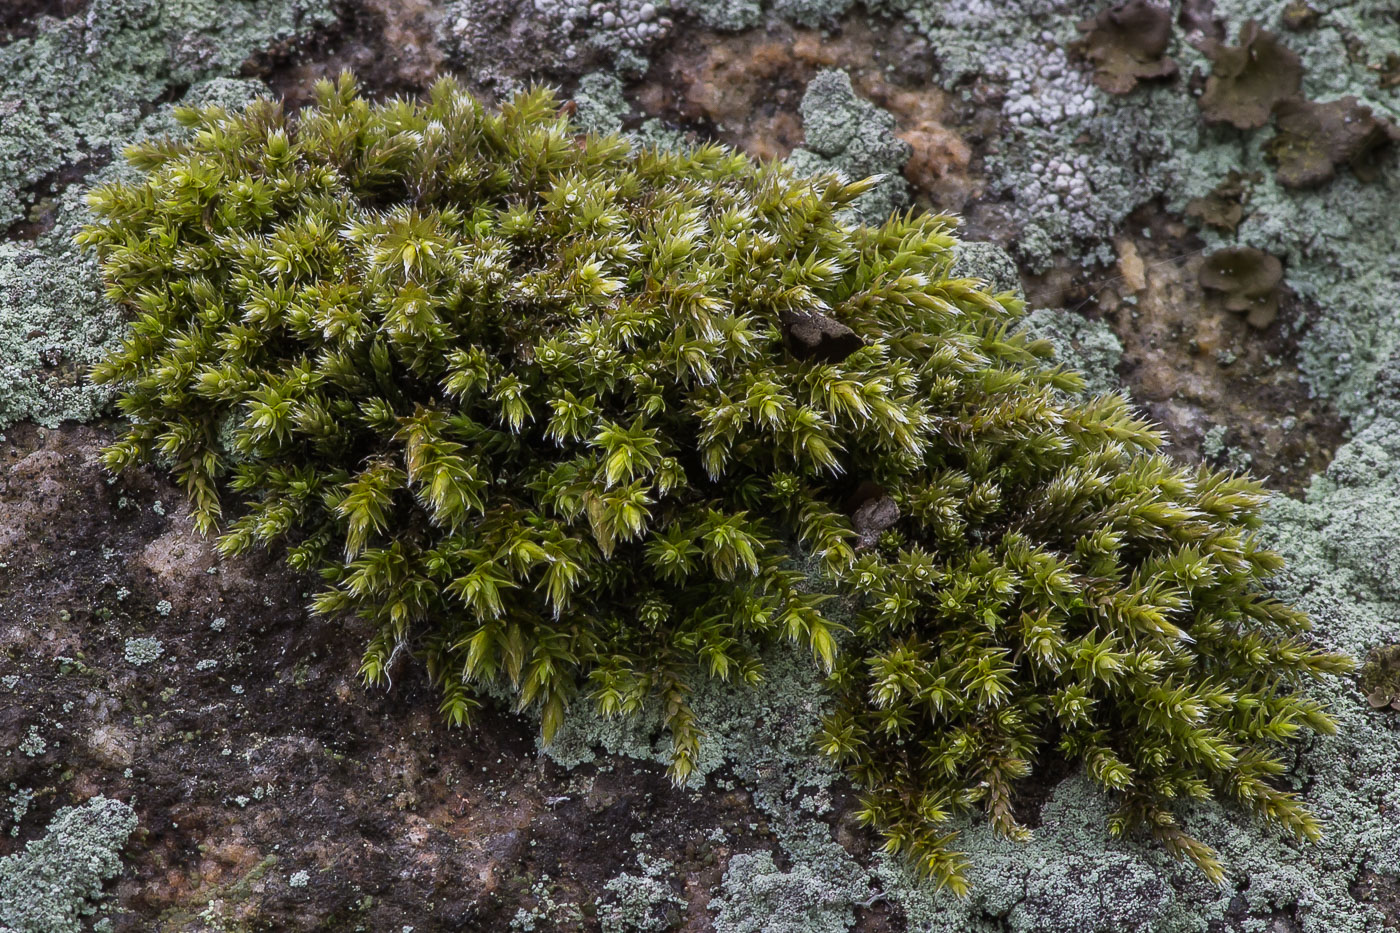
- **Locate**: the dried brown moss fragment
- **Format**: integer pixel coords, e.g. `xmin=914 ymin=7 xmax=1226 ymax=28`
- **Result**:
xmin=1197 ymin=21 xmax=1302 ymax=130
xmin=1199 ymin=246 xmax=1283 ymax=329
xmin=1073 ymin=0 xmax=1177 ymax=95
xmin=1268 ymin=96 xmax=1400 ymax=189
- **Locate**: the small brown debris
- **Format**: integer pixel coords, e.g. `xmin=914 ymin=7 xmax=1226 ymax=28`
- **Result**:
xmin=1199 ymin=246 xmax=1284 ymax=329
xmin=1116 ymin=237 xmax=1147 ymax=292
xmin=1074 ymin=0 xmax=1178 ymax=95
xmin=846 ymin=481 xmax=899 ymax=547
xmin=1267 ymin=96 xmax=1400 ymax=188
xmin=1377 ymin=53 xmax=1400 ymax=91
xmin=1197 ymin=21 xmax=1303 ymax=129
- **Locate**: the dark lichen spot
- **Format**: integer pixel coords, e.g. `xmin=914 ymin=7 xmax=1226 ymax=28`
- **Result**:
xmin=1197 ymin=21 xmax=1302 ymax=130
xmin=1279 ymin=0 xmax=1319 ymax=31
xmin=1359 ymin=644 xmax=1400 ymax=711
xmin=1199 ymin=246 xmax=1283 ymax=329
xmin=1267 ymin=96 xmax=1400 ymax=189
xmin=1073 ymin=0 xmax=1178 ymax=95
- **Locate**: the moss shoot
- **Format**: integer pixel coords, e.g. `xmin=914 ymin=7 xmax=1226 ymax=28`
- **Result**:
xmin=78 ymin=72 xmax=1350 ymax=893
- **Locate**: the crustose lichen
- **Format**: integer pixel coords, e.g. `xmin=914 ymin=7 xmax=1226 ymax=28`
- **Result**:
xmin=78 ymin=72 xmax=1351 ymax=893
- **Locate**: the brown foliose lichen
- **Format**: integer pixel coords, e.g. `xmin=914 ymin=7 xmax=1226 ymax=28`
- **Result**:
xmin=1197 ymin=21 xmax=1303 ymax=130
xmin=1199 ymin=246 xmax=1284 ymax=329
xmin=1073 ymin=0 xmax=1177 ymax=96
xmin=1267 ymin=96 xmax=1400 ymax=189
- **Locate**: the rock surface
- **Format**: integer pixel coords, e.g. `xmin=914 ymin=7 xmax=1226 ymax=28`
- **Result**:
xmin=2 ymin=0 xmax=1399 ymax=931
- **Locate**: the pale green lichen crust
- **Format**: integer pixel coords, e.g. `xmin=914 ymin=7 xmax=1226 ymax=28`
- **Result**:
xmin=598 ymin=852 xmax=688 ymax=932
xmin=786 ymin=69 xmax=912 ymax=225
xmin=0 ymin=796 xmax=138 ymax=933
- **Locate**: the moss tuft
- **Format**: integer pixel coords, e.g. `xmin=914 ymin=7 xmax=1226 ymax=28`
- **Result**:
xmin=80 ymin=73 xmax=1350 ymax=893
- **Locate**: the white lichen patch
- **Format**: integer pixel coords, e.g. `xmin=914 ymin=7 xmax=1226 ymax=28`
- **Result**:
xmin=122 ymin=637 xmax=164 ymax=666
xmin=0 ymin=797 xmax=138 ymax=933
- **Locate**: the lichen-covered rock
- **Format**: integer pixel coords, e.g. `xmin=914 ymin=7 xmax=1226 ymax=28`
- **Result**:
xmin=0 ymin=0 xmax=335 ymax=231
xmin=572 ymin=71 xmax=632 ymax=135
xmin=1015 ymin=308 xmax=1124 ymax=398
xmin=786 ymin=69 xmax=911 ymax=223
xmin=4 ymin=0 xmax=1400 ymax=928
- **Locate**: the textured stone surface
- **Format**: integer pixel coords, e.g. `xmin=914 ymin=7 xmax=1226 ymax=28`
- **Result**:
xmin=3 ymin=0 xmax=1399 ymax=930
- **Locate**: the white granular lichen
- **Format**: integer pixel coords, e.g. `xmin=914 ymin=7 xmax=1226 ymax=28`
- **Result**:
xmin=122 ymin=637 xmax=164 ymax=666
xmin=18 ymin=727 xmax=46 ymax=758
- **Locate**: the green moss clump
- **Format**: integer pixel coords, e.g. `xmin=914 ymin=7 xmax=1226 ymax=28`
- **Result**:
xmin=78 ymin=72 xmax=1350 ymax=893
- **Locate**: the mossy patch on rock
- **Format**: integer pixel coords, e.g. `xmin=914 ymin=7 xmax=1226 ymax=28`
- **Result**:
xmin=79 ymin=72 xmax=1355 ymax=895
xmin=786 ymin=68 xmax=911 ymax=224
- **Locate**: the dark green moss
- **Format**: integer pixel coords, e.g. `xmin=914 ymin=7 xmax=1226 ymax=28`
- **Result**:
xmin=79 ymin=72 xmax=1350 ymax=894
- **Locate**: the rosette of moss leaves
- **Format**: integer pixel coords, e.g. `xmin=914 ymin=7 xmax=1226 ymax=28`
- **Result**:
xmin=78 ymin=73 xmax=1350 ymax=893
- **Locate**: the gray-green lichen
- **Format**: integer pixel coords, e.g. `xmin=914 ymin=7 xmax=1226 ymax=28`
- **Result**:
xmin=572 ymin=72 xmax=632 ymax=136
xmin=672 ymin=0 xmax=764 ymax=32
xmin=1015 ymin=307 xmax=1124 ymax=399
xmin=859 ymin=0 xmax=1398 ymax=417
xmin=599 ymin=852 xmax=687 ymax=932
xmin=0 ymin=0 xmax=334 ymax=231
xmin=442 ymin=0 xmax=669 ymax=89
xmin=0 ymin=796 xmax=138 ymax=933
xmin=674 ymin=0 xmax=856 ymax=30
xmin=0 ymin=239 xmax=118 ymax=428
xmin=0 ymin=76 xmax=268 ymax=429
xmin=949 ymin=241 xmax=1022 ymax=299
xmin=786 ymin=69 xmax=911 ymax=224
xmin=122 ymin=636 xmax=164 ymax=666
